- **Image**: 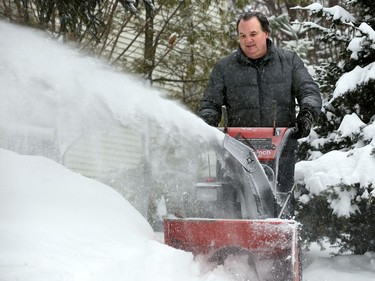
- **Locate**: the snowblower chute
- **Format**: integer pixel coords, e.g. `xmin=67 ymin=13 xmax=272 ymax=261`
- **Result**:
xmin=164 ymin=126 xmax=301 ymax=281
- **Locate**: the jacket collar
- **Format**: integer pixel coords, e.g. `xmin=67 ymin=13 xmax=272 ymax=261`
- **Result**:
xmin=236 ymin=38 xmax=274 ymax=65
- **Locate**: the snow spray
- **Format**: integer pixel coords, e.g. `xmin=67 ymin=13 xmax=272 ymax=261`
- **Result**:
xmin=0 ymin=21 xmax=222 ymax=220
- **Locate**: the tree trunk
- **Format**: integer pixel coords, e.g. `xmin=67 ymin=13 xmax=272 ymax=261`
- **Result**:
xmin=143 ymin=3 xmax=156 ymax=82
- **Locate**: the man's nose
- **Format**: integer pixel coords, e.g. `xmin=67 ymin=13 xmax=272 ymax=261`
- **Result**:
xmin=244 ymin=36 xmax=252 ymax=43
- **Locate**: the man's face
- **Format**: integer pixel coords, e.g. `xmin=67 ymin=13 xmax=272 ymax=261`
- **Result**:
xmin=238 ymin=17 xmax=269 ymax=59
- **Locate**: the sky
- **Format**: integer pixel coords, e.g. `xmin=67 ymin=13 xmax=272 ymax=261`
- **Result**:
xmin=1 ymin=19 xmax=375 ymax=281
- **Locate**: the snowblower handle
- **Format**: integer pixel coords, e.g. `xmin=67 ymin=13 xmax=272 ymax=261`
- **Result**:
xmin=278 ymin=183 xmax=297 ymax=219
xmin=275 ymin=126 xmax=298 ymax=219
xmin=272 ymin=100 xmax=277 ymax=135
xmin=221 ymin=105 xmax=228 ymax=133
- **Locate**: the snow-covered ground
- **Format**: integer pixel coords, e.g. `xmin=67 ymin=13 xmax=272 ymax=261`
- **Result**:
xmin=0 ymin=20 xmax=375 ymax=281
xmin=1 ymin=148 xmax=375 ymax=281
xmin=303 ymin=244 xmax=375 ymax=281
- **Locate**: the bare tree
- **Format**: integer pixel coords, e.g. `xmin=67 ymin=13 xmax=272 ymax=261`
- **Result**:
xmin=0 ymin=0 xmax=234 ymax=110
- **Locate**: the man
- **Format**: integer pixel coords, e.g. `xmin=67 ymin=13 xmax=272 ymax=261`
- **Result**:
xmin=198 ymin=11 xmax=322 ymax=217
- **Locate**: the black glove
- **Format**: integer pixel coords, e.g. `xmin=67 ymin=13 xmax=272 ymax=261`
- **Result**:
xmin=199 ymin=112 xmax=219 ymax=126
xmin=293 ymin=110 xmax=314 ymax=139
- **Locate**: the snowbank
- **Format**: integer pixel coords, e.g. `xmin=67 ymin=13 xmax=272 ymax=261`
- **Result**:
xmin=0 ymin=149 xmax=232 ymax=281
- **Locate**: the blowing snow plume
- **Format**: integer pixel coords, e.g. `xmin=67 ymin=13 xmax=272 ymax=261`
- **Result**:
xmin=0 ymin=21 xmax=222 ymax=219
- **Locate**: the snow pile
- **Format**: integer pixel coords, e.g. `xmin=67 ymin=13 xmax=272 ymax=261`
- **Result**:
xmin=303 ymin=244 xmax=375 ymax=281
xmin=0 ymin=148 xmax=233 ymax=281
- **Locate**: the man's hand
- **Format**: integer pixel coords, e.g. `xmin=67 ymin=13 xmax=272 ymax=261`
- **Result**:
xmin=294 ymin=110 xmax=314 ymax=139
xmin=200 ymin=113 xmax=219 ymax=126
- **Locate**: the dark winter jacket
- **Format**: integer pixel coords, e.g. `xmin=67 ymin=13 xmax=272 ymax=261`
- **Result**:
xmin=198 ymin=39 xmax=322 ymax=128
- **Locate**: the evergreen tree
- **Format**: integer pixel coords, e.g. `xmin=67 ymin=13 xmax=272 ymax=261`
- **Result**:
xmin=293 ymin=1 xmax=375 ymax=254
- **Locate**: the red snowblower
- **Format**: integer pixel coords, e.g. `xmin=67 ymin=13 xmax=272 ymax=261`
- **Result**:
xmin=164 ymin=106 xmax=301 ymax=281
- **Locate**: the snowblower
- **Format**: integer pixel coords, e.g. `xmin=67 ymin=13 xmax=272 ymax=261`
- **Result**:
xmin=164 ymin=106 xmax=301 ymax=281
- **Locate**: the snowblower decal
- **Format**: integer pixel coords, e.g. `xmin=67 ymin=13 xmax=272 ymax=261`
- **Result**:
xmin=226 ymin=127 xmax=288 ymax=162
